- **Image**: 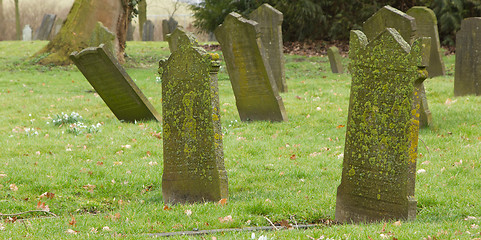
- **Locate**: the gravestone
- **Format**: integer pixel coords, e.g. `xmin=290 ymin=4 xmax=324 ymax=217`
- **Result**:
xmin=88 ymin=22 xmax=115 ymax=55
xmin=327 ymin=46 xmax=344 ymax=73
xmin=142 ymin=20 xmax=154 ymax=41
xmin=335 ymin=29 xmax=430 ymax=223
xmin=215 ymin=12 xmax=287 ymax=122
xmin=70 ymin=44 xmax=161 ymax=122
xmin=454 ymin=18 xmax=481 ymax=96
xmin=34 ymin=14 xmax=56 ymax=40
xmin=22 ymin=25 xmax=32 ymax=41
xmin=127 ymin=22 xmax=135 ymax=41
xmin=407 ymin=6 xmax=446 ymax=78
xmin=363 ymin=5 xmax=431 ymax=128
xmin=166 ymin=27 xmax=199 ymax=53
xmin=48 ymin=17 xmax=63 ymax=40
xmin=162 ymin=17 xmax=178 ymax=41
xmin=159 ymin=35 xmax=228 ymax=204
xmin=249 ymin=3 xmax=287 ymax=92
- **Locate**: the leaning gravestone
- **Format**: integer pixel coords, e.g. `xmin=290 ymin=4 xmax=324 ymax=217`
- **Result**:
xmin=22 ymin=25 xmax=32 ymax=41
xmin=142 ymin=20 xmax=154 ymax=41
xmin=215 ymin=12 xmax=287 ymax=122
xmin=70 ymin=44 xmax=161 ymax=122
xmin=327 ymin=46 xmax=344 ymax=74
xmin=335 ymin=28 xmax=430 ymax=223
xmin=407 ymin=6 xmax=446 ymax=78
xmin=34 ymin=14 xmax=56 ymax=40
xmin=166 ymin=27 xmax=199 ymax=53
xmin=249 ymin=3 xmax=287 ymax=92
xmin=363 ymin=5 xmax=431 ymax=128
xmin=88 ymin=22 xmax=115 ymax=55
xmin=159 ymin=34 xmax=228 ymax=204
xmin=454 ymin=18 xmax=481 ymax=96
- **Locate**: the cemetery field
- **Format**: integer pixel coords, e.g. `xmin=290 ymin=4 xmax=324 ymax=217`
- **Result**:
xmin=0 ymin=41 xmax=481 ymax=239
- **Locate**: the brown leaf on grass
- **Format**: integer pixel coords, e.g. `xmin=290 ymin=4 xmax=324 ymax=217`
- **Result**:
xmin=96 ymin=161 xmax=103 ymax=166
xmin=336 ymin=124 xmax=345 ymax=129
xmin=184 ymin=209 xmax=192 ymax=216
xmin=83 ymin=184 xmax=96 ymax=193
xmin=163 ymin=205 xmax=172 ymax=211
xmin=69 ymin=215 xmax=77 ymax=226
xmin=39 ymin=192 xmax=55 ymax=199
xmin=0 ymin=173 xmax=6 ymax=178
xmin=9 ymin=184 xmax=18 ymax=192
xmin=66 ymin=229 xmax=78 ymax=234
xmin=151 ymin=131 xmax=162 ymax=139
xmin=279 ymin=219 xmax=292 ymax=229
xmin=113 ymin=161 xmax=123 ymax=166
xmin=218 ymin=215 xmax=233 ymax=223
xmin=37 ymin=201 xmax=50 ymax=211
xmin=392 ymin=220 xmax=402 ymax=226
xmin=290 ymin=154 xmax=297 ymax=160
xmin=217 ymin=198 xmax=227 ymax=206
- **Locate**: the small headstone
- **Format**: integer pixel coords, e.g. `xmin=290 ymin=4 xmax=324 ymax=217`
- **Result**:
xmin=34 ymin=14 xmax=56 ymax=40
xmin=48 ymin=17 xmax=63 ymax=40
xmin=168 ymin=17 xmax=178 ymax=32
xmin=70 ymin=44 xmax=161 ymax=122
xmin=215 ymin=12 xmax=287 ymax=122
xmin=407 ymin=6 xmax=446 ymax=77
xmin=88 ymin=22 xmax=115 ymax=55
xmin=249 ymin=3 xmax=287 ymax=92
xmin=363 ymin=5 xmax=432 ymax=128
xmin=454 ymin=17 xmax=481 ymax=96
xmin=335 ymin=28 xmax=430 ymax=223
xmin=166 ymin=27 xmax=199 ymax=53
xmin=127 ymin=22 xmax=135 ymax=41
xmin=162 ymin=17 xmax=178 ymax=41
xmin=327 ymin=46 xmax=344 ymax=73
xmin=160 ymin=34 xmax=228 ymax=204
xmin=142 ymin=20 xmax=154 ymax=41
xmin=22 ymin=25 xmax=32 ymax=41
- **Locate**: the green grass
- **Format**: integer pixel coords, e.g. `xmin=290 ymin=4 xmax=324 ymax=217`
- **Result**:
xmin=0 ymin=41 xmax=480 ymax=239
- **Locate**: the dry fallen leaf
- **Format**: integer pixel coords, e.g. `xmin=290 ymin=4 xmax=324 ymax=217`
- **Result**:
xmin=218 ymin=215 xmax=233 ymax=223
xmin=37 ymin=201 xmax=50 ymax=211
xmin=290 ymin=154 xmax=297 ymax=160
xmin=0 ymin=174 xmax=6 ymax=178
xmin=217 ymin=198 xmax=227 ymax=206
xmin=66 ymin=229 xmax=78 ymax=234
xmin=69 ymin=215 xmax=77 ymax=226
xmin=102 ymin=226 xmax=111 ymax=231
xmin=163 ymin=205 xmax=172 ymax=211
xmin=336 ymin=124 xmax=345 ymax=129
xmin=185 ymin=209 xmax=192 ymax=216
xmin=82 ymin=184 xmax=96 ymax=193
xmin=39 ymin=192 xmax=55 ymax=199
xmin=392 ymin=220 xmax=402 ymax=226
xmin=9 ymin=184 xmax=18 ymax=192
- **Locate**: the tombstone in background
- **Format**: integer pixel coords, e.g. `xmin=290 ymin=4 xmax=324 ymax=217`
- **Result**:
xmin=454 ymin=18 xmax=481 ymax=96
xmin=166 ymin=27 xmax=199 ymax=53
xmin=162 ymin=17 xmax=178 ymax=41
xmin=327 ymin=46 xmax=344 ymax=74
xmin=70 ymin=44 xmax=161 ymax=123
xmin=127 ymin=22 xmax=135 ymax=41
xmin=48 ymin=18 xmax=63 ymax=40
xmin=249 ymin=3 xmax=287 ymax=92
xmin=407 ymin=6 xmax=446 ymax=78
xmin=22 ymin=25 xmax=32 ymax=41
xmin=142 ymin=20 xmax=154 ymax=41
xmin=363 ymin=5 xmax=432 ymax=128
xmin=34 ymin=14 xmax=56 ymax=40
xmin=215 ymin=12 xmax=287 ymax=122
xmin=88 ymin=22 xmax=115 ymax=55
xmin=160 ymin=34 xmax=228 ymax=204
xmin=335 ymin=29 xmax=430 ymax=223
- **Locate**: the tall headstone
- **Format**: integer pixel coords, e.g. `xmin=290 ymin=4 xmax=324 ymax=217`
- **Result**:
xmin=142 ymin=20 xmax=154 ymax=41
xmin=70 ymin=44 xmax=161 ymax=123
xmin=88 ymin=22 xmax=115 ymax=55
xmin=166 ymin=27 xmax=199 ymax=53
xmin=215 ymin=12 xmax=287 ymax=122
xmin=48 ymin=17 xmax=63 ymax=40
xmin=454 ymin=18 xmax=481 ymax=96
xmin=162 ymin=17 xmax=178 ymax=41
xmin=335 ymin=29 xmax=430 ymax=223
xmin=249 ymin=3 xmax=287 ymax=92
xmin=327 ymin=46 xmax=344 ymax=74
xmin=160 ymin=34 xmax=228 ymax=204
xmin=127 ymin=22 xmax=135 ymax=41
xmin=407 ymin=6 xmax=446 ymax=78
xmin=34 ymin=14 xmax=56 ymax=40
xmin=22 ymin=25 xmax=32 ymax=41
xmin=363 ymin=5 xmax=432 ymax=128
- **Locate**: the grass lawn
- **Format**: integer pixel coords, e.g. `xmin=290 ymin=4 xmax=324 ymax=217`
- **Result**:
xmin=0 ymin=41 xmax=480 ymax=239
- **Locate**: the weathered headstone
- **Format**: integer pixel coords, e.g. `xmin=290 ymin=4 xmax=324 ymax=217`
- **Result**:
xmin=363 ymin=5 xmax=432 ymax=128
xmin=88 ymin=22 xmax=115 ymax=55
xmin=454 ymin=17 xmax=481 ymax=96
xmin=159 ymin=35 xmax=228 ymax=204
xmin=166 ymin=27 xmax=199 ymax=53
xmin=162 ymin=17 xmax=178 ymax=41
xmin=407 ymin=6 xmax=445 ymax=78
xmin=215 ymin=12 xmax=287 ymax=122
xmin=142 ymin=20 xmax=154 ymax=41
xmin=249 ymin=3 xmax=287 ymax=92
xmin=327 ymin=46 xmax=344 ymax=73
xmin=34 ymin=14 xmax=56 ymax=40
xmin=127 ymin=22 xmax=135 ymax=41
xmin=48 ymin=17 xmax=63 ymax=40
xmin=70 ymin=44 xmax=161 ymax=122
xmin=335 ymin=28 xmax=430 ymax=223
xmin=22 ymin=25 xmax=32 ymax=41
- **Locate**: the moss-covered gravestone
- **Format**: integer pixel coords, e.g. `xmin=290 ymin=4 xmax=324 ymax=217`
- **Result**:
xmin=335 ymin=29 xmax=430 ymax=223
xmin=363 ymin=5 xmax=431 ymax=128
xmin=407 ymin=6 xmax=446 ymax=78
xmin=89 ymin=22 xmax=115 ymax=55
xmin=215 ymin=12 xmax=287 ymax=122
xmin=70 ymin=44 xmax=160 ymax=123
xmin=454 ymin=18 xmax=481 ymax=96
xmin=327 ymin=46 xmax=344 ymax=74
xmin=142 ymin=20 xmax=154 ymax=41
xmin=34 ymin=14 xmax=56 ymax=40
xmin=249 ymin=3 xmax=287 ymax=92
xmin=166 ymin=27 xmax=199 ymax=53
xmin=160 ymin=35 xmax=228 ymax=204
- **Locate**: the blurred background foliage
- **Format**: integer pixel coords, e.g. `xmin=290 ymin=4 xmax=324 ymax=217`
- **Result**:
xmin=191 ymin=0 xmax=481 ymax=45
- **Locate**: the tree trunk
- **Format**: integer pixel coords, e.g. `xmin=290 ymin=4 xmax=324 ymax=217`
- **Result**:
xmin=138 ymin=0 xmax=146 ymax=39
xmin=14 ymin=0 xmax=20 ymax=40
xmin=0 ymin=0 xmax=4 ymax=40
xmin=33 ymin=0 xmax=133 ymax=65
